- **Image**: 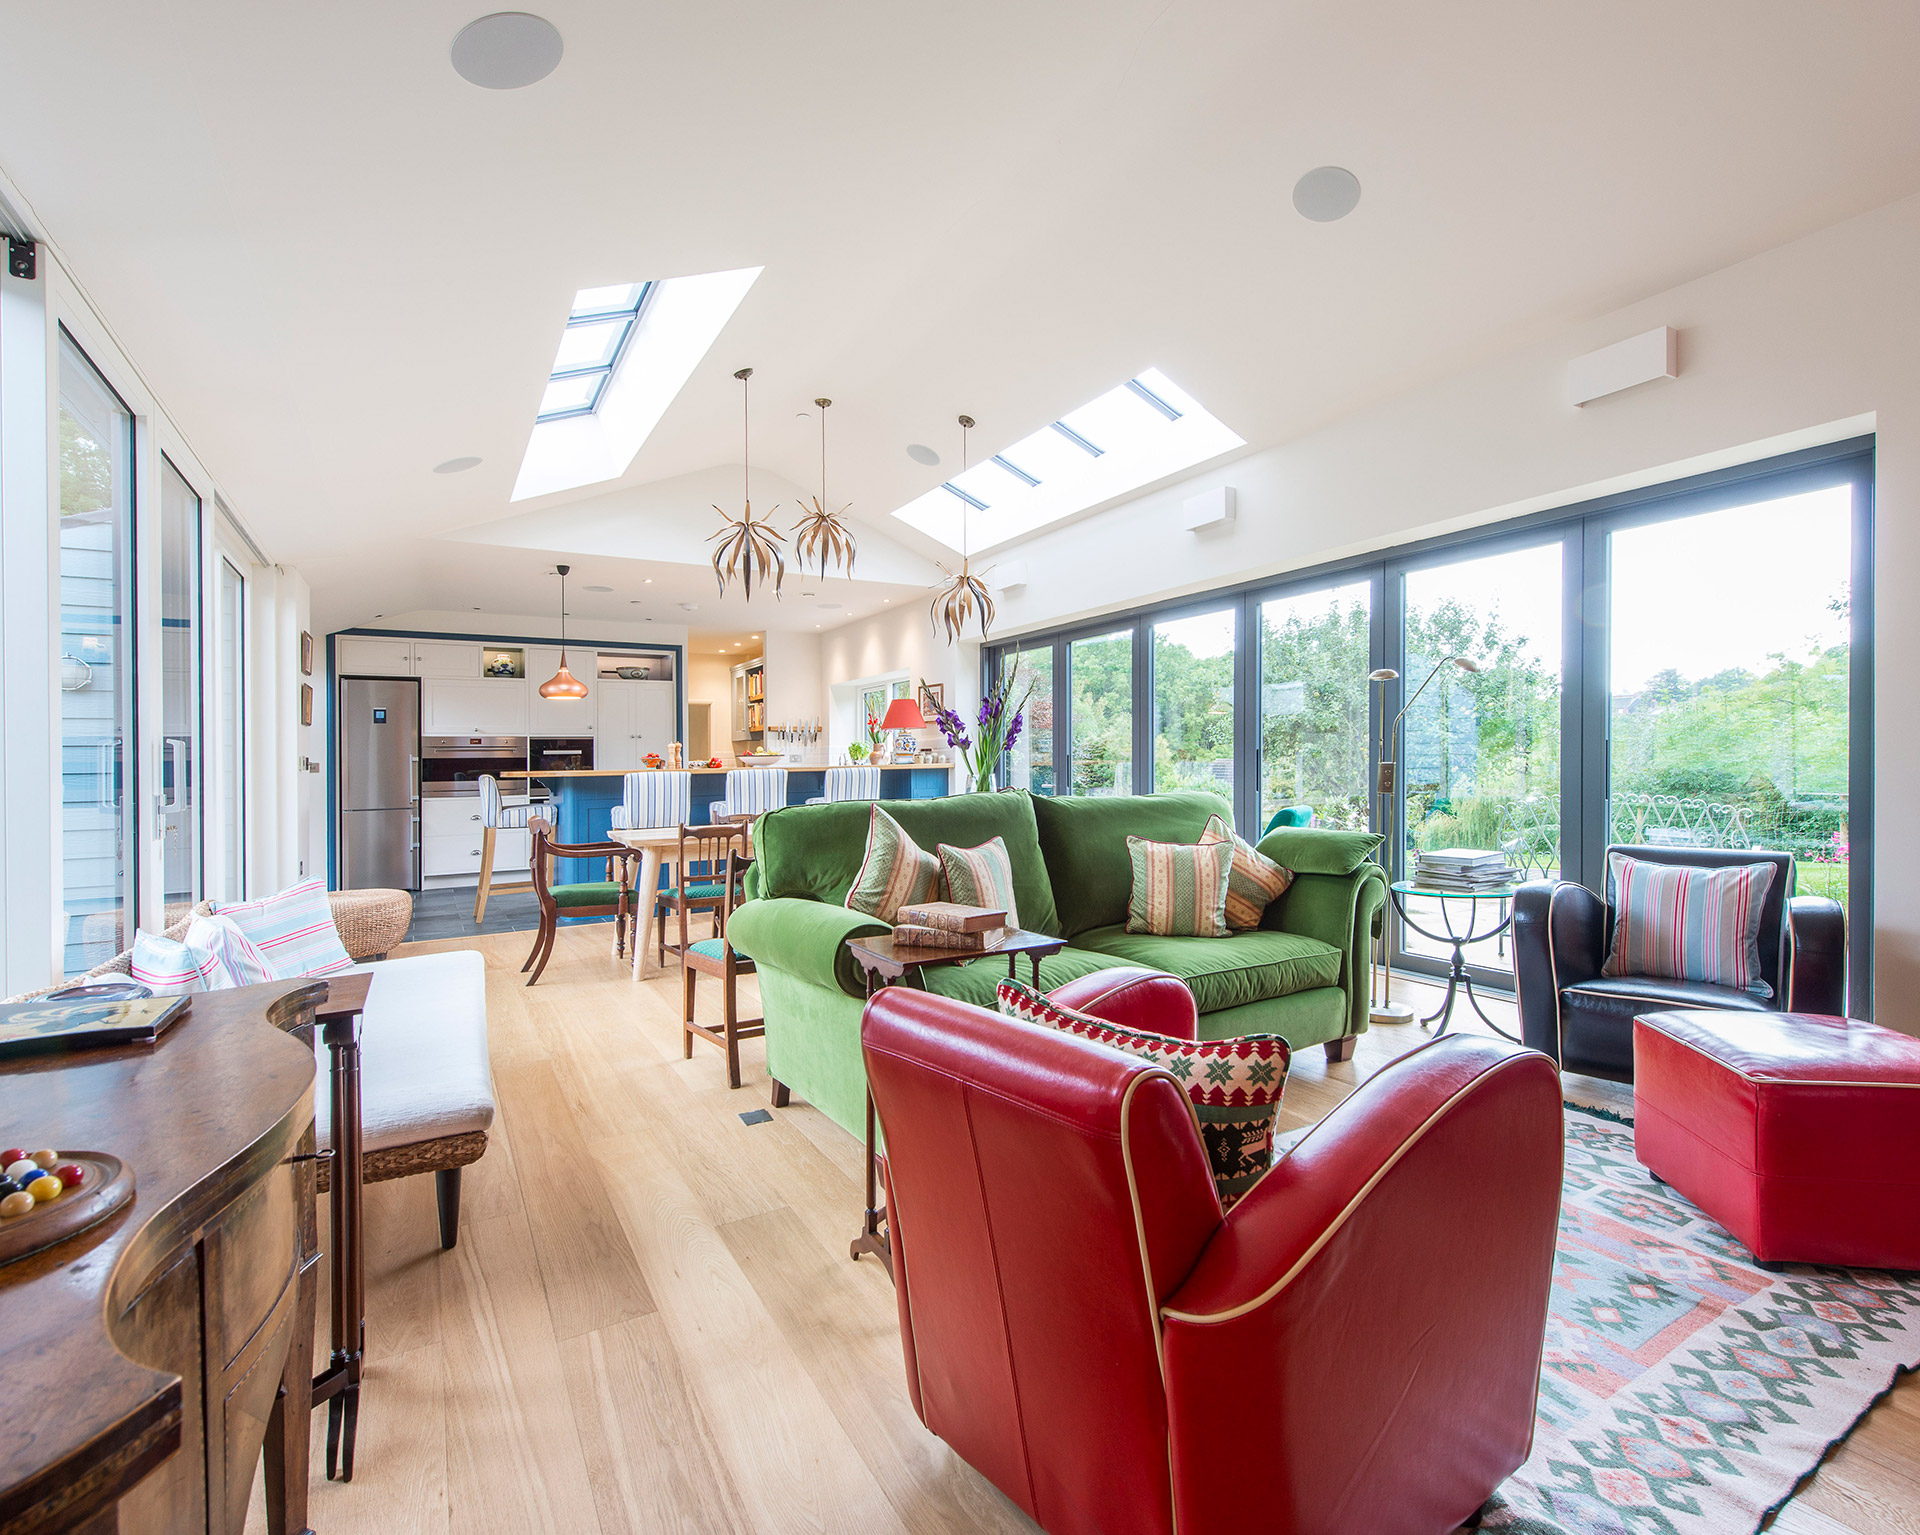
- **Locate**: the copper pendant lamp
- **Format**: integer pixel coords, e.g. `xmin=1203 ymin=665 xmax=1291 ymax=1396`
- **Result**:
xmin=538 ymin=564 xmax=589 ymax=700
xmin=930 ymin=414 xmax=994 ymax=644
xmin=792 ymin=396 xmax=857 ymax=580
xmin=709 ymin=367 xmax=787 ymax=600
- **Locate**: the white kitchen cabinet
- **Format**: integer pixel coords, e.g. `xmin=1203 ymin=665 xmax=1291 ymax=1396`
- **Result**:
xmin=411 ymin=640 xmax=482 ymax=678
xmin=336 ymin=636 xmax=416 ymax=676
xmin=596 ymin=679 xmax=676 ymax=770
xmin=421 ymin=801 xmax=529 ymax=879
xmin=525 ymin=646 xmax=597 ymax=733
xmin=423 ymin=678 xmax=530 ymax=737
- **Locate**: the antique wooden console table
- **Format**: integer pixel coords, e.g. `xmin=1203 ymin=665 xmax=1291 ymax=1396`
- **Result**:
xmin=0 ymin=980 xmax=328 ymax=1535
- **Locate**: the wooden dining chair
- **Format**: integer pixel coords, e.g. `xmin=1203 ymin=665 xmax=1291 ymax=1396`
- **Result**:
xmin=656 ymin=821 xmax=748 ymax=967
xmin=523 ymin=816 xmax=639 ymax=986
xmin=682 ymin=843 xmax=762 ymax=1088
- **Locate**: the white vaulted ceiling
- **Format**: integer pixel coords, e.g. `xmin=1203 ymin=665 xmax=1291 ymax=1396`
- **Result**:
xmin=4 ymin=0 xmax=1920 ymax=630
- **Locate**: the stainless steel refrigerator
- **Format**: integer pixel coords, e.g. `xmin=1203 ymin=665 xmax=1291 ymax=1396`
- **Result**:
xmin=338 ymin=677 xmax=420 ymax=890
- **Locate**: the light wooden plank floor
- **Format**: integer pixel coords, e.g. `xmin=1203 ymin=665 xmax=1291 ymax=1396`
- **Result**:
xmin=246 ymin=923 xmax=1917 ymax=1535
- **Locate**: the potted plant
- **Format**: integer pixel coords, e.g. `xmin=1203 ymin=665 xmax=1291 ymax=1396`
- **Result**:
xmin=922 ymin=672 xmax=1032 ymax=795
xmin=847 ymin=742 xmax=868 ymax=763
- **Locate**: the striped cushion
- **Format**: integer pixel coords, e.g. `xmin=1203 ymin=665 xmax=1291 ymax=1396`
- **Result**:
xmin=845 ymin=804 xmax=943 ymax=924
xmin=822 ymin=765 xmax=883 ymax=803
xmin=130 ymin=927 xmax=233 ymax=992
xmin=213 ymin=879 xmax=354 ymax=979
xmin=936 ymin=835 xmax=1020 ymax=931
xmin=712 ymin=768 xmax=788 ymax=821
xmin=1199 ymin=814 xmax=1293 ymax=931
xmin=995 ymin=977 xmax=1290 ymax=1206
xmin=187 ymin=913 xmax=277 ymax=985
xmin=611 ymin=771 xmax=691 ymax=830
xmin=479 ymin=775 xmax=532 ymax=830
xmin=1125 ymin=835 xmax=1233 ymax=938
xmin=1602 ymin=852 xmax=1778 ymax=996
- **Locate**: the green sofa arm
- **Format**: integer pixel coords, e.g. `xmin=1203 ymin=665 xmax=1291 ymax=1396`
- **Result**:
xmin=1259 ymin=854 xmax=1388 ymax=1040
xmin=727 ymin=897 xmax=888 ymax=998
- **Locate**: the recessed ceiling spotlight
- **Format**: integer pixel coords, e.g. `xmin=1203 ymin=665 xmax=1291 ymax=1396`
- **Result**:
xmin=906 ymin=444 xmax=940 ymax=466
xmin=583 ymin=584 xmax=612 ymax=592
xmin=451 ymin=12 xmax=563 ymax=90
xmin=434 ymin=456 xmax=482 ymax=474
xmin=679 ymin=602 xmax=698 ymax=611
xmin=816 ymin=601 xmax=841 ymax=610
xmin=1292 ymin=165 xmax=1361 ymax=223
xmin=643 ymin=578 xmax=653 ymax=584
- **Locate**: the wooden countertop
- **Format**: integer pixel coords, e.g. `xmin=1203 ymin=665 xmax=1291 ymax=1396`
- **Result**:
xmin=501 ymin=762 xmax=956 ymax=778
xmin=0 ymin=981 xmax=322 ymax=1528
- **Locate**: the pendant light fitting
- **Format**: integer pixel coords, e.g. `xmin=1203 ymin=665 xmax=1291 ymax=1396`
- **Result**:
xmin=930 ymin=413 xmax=994 ymax=644
xmin=709 ymin=366 xmax=787 ymax=600
xmin=538 ymin=563 xmax=589 ymax=699
xmin=792 ymin=394 xmax=857 ymax=580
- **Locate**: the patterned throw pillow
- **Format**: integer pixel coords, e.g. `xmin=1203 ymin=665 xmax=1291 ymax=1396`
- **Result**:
xmin=130 ymin=928 xmax=234 ymax=993
xmin=845 ymin=804 xmax=943 ymax=924
xmin=187 ymin=913 xmax=278 ymax=986
xmin=1125 ymin=834 xmax=1233 ymax=938
xmin=1602 ymin=852 xmax=1778 ymax=996
xmin=936 ymin=835 xmax=1020 ymax=931
xmin=996 ymin=977 xmax=1290 ymax=1206
xmin=1198 ymin=813 xmax=1293 ymax=930
xmin=213 ymin=879 xmax=354 ymax=980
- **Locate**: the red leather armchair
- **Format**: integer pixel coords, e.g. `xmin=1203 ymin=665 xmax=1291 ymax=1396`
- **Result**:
xmin=863 ymin=984 xmax=1563 ymax=1535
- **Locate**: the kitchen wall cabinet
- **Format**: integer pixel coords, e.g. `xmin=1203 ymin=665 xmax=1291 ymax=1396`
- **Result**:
xmin=411 ymin=641 xmax=482 ymax=678
xmin=525 ymin=646 xmax=597 ymax=733
xmin=596 ymin=680 xmax=676 ymax=770
xmin=423 ymin=678 xmax=530 ymax=737
xmin=335 ymin=637 xmax=417 ymax=676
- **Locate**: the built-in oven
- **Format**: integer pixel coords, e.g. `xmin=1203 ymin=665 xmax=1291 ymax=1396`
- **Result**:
xmin=531 ymin=737 xmax=595 ymax=772
xmin=421 ymin=735 xmax=530 ymax=797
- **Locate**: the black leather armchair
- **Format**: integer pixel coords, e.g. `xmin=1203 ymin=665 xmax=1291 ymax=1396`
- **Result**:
xmin=1512 ymin=844 xmax=1846 ymax=1080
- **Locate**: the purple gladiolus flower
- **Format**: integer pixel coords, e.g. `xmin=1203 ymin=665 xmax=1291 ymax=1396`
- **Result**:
xmin=1005 ymin=711 xmax=1023 ymax=750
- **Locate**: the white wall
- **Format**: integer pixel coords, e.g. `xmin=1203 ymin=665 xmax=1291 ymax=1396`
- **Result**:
xmin=761 ymin=630 xmax=824 ymax=762
xmin=856 ymin=191 xmax=1919 ymax=1030
xmin=819 ymin=603 xmax=981 ymax=762
xmin=686 ymin=650 xmax=736 ymax=750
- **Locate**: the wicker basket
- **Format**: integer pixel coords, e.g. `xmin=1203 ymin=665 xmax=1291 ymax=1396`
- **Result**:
xmin=328 ymin=888 xmax=413 ymax=961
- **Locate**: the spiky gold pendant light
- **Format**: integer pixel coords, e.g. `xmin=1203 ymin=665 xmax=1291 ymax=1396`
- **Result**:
xmin=709 ymin=367 xmax=786 ymax=600
xmin=930 ymin=414 xmax=994 ymax=643
xmin=792 ymin=397 xmax=857 ymax=580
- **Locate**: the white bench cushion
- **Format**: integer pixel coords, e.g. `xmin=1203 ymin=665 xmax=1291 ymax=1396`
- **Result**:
xmin=314 ymin=949 xmax=495 ymax=1156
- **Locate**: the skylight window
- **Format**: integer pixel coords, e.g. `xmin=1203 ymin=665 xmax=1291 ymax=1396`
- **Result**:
xmin=537 ymin=282 xmax=653 ymax=422
xmin=512 ymin=266 xmax=763 ymax=502
xmin=891 ymin=368 xmax=1245 ymax=554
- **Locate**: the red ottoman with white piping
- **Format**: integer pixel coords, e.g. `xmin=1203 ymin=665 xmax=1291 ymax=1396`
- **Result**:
xmin=1634 ymin=1009 xmax=1920 ymax=1269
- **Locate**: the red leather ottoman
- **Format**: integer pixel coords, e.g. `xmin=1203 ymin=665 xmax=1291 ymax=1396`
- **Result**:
xmin=1634 ymin=1010 xmax=1920 ymax=1269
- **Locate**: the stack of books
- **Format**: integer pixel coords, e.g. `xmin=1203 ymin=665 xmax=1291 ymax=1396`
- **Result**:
xmin=893 ymin=901 xmax=1010 ymax=951
xmin=1411 ymin=848 xmax=1520 ymax=893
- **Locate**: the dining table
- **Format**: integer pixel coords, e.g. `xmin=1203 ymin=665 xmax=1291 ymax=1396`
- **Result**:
xmin=608 ymin=818 xmax=757 ymax=981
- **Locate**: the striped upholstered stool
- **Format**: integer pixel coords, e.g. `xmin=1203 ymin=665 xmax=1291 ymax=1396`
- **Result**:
xmin=609 ymin=770 xmax=692 ymax=832
xmin=711 ymin=767 xmax=788 ymax=821
xmin=473 ymin=774 xmax=535 ymax=921
xmin=805 ymin=763 xmax=882 ymax=805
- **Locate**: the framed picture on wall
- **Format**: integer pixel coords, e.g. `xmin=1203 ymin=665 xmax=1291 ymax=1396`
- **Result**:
xmin=918 ymin=682 xmax=944 ymax=718
xmin=300 ymin=631 xmax=313 ymax=676
xmin=300 ymin=684 xmax=313 ymax=726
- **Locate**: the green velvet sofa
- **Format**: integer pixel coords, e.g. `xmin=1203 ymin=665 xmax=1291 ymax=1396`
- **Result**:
xmin=726 ymin=789 xmax=1386 ymax=1139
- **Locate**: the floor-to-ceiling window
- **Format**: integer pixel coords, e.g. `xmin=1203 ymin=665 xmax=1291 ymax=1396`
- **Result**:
xmin=986 ymin=439 xmax=1873 ymax=1014
xmin=215 ymin=555 xmax=247 ymax=902
xmin=1258 ymin=581 xmax=1373 ymax=832
xmin=160 ymin=457 xmax=201 ymax=914
xmin=999 ymin=644 xmax=1056 ymax=794
xmin=1153 ymin=608 xmax=1235 ymax=803
xmin=57 ymin=331 xmax=135 ymax=975
xmin=1067 ymin=630 xmax=1132 ymax=796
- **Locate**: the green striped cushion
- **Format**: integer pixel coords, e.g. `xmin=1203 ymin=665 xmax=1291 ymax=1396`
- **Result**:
xmin=845 ymin=804 xmax=943 ymax=924
xmin=935 ymin=836 xmax=1019 ymax=931
xmin=1125 ymin=834 xmax=1233 ymax=938
xmin=1200 ymin=814 xmax=1293 ymax=931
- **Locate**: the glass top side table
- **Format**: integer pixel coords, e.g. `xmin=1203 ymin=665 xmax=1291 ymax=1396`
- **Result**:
xmin=1387 ymin=881 xmax=1520 ymax=1041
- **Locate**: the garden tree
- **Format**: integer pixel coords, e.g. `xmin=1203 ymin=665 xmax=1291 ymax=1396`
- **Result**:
xmin=1259 ymin=596 xmax=1372 ymax=826
xmin=1153 ymin=627 xmax=1235 ymax=792
xmin=60 ymin=410 xmax=114 ymax=519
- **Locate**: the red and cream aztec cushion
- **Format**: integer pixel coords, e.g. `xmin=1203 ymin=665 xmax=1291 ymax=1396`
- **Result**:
xmin=1198 ymin=813 xmax=1293 ymax=931
xmin=995 ymin=977 xmax=1290 ymax=1206
xmin=845 ymin=803 xmax=943 ymax=925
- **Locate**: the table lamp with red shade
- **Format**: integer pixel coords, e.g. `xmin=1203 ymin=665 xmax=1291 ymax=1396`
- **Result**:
xmin=877 ymin=696 xmax=928 ymax=763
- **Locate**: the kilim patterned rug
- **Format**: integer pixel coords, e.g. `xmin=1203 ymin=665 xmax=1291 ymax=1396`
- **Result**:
xmin=1481 ymin=1105 xmax=1920 ymax=1534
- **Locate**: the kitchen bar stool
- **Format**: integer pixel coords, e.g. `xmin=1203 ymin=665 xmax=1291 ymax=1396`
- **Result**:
xmin=805 ymin=763 xmax=882 ymax=805
xmin=610 ymin=772 xmax=692 ymax=960
xmin=711 ymin=767 xmax=788 ymax=821
xmin=473 ymin=774 xmax=534 ymax=921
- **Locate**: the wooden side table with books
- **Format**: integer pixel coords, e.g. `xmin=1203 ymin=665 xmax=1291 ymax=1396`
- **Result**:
xmin=842 ymin=927 xmax=1067 ymax=1277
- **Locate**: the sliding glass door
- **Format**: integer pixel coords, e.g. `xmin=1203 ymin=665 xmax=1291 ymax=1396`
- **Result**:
xmin=1608 ymin=483 xmax=1855 ymax=916
xmin=58 ymin=333 xmax=135 ymax=976
xmin=160 ymin=457 xmax=201 ymax=914
xmin=215 ymin=555 xmax=247 ymax=902
xmin=999 ymin=644 xmax=1056 ymax=794
xmin=1153 ymin=609 xmax=1236 ymax=801
xmin=1258 ymin=581 xmax=1372 ymax=832
xmin=1068 ymin=629 xmax=1131 ymax=795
